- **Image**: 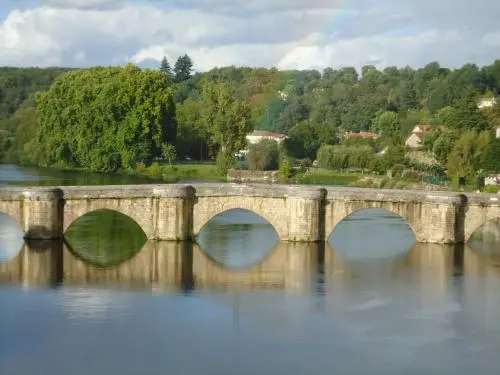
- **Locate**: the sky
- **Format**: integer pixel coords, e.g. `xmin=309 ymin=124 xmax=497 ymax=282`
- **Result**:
xmin=0 ymin=0 xmax=499 ymax=71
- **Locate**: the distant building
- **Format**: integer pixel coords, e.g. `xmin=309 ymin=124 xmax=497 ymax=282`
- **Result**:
xmin=478 ymin=97 xmax=497 ymax=109
xmin=246 ymin=130 xmax=287 ymax=145
xmin=342 ymin=131 xmax=380 ymax=140
xmin=405 ymin=125 xmax=432 ymax=149
xmin=496 ymin=128 xmax=500 ymax=139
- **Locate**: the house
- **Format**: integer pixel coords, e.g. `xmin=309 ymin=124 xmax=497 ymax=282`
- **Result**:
xmin=246 ymin=130 xmax=287 ymax=145
xmin=478 ymin=97 xmax=497 ymax=109
xmin=405 ymin=125 xmax=432 ymax=149
xmin=342 ymin=131 xmax=380 ymax=140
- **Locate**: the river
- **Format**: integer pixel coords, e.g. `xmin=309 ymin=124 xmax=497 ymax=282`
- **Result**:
xmin=1 ymin=165 xmax=500 ymax=375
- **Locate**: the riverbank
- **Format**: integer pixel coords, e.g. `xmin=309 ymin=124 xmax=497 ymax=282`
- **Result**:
xmin=0 ymin=162 xmax=456 ymax=192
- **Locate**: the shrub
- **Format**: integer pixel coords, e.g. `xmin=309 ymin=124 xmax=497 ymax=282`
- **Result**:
xmin=279 ymin=158 xmax=292 ymax=180
xmin=146 ymin=162 xmax=163 ymax=179
xmin=484 ymin=185 xmax=500 ymax=193
xmin=247 ymin=139 xmax=279 ymax=171
xmin=135 ymin=162 xmax=147 ymax=174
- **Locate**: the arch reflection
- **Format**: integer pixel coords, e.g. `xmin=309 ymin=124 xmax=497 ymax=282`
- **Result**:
xmin=64 ymin=209 xmax=147 ymax=267
xmin=467 ymin=218 xmax=500 ymax=263
xmin=328 ymin=208 xmax=416 ymax=260
xmin=196 ymin=208 xmax=279 ymax=269
xmin=0 ymin=212 xmax=25 ymax=264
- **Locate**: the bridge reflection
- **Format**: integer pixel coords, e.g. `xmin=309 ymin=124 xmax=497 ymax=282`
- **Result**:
xmin=1 ymin=240 xmax=499 ymax=294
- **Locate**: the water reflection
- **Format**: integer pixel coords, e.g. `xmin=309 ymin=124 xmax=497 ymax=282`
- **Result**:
xmin=196 ymin=209 xmax=279 ymax=268
xmin=468 ymin=218 xmax=500 ymax=263
xmin=0 ymin=213 xmax=24 ymax=263
xmin=64 ymin=209 xmax=147 ymax=267
xmin=329 ymin=208 xmax=416 ymax=260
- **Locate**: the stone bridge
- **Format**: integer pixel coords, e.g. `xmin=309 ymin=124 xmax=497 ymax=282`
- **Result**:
xmin=0 ymin=183 xmax=499 ymax=243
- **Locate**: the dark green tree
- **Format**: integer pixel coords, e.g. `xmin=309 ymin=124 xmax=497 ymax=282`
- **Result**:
xmin=159 ymin=56 xmax=174 ymax=83
xmin=174 ymin=54 xmax=194 ymax=83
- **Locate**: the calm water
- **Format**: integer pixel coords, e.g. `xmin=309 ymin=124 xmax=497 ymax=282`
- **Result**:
xmin=1 ymin=166 xmax=500 ymax=375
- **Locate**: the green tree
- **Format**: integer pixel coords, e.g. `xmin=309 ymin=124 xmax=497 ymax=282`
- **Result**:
xmin=283 ymin=122 xmax=335 ymax=160
xmin=432 ymin=131 xmax=458 ymax=165
xmin=452 ymin=92 xmax=489 ymax=130
xmin=36 ymin=64 xmax=176 ymax=172
xmin=447 ymin=130 xmax=492 ymax=178
xmin=161 ymin=143 xmax=177 ymax=166
xmin=174 ymin=54 xmax=194 ymax=83
xmin=372 ymin=111 xmax=400 ymax=137
xmin=159 ymin=56 xmax=174 ymax=83
xmin=247 ymin=139 xmax=279 ymax=171
xmin=201 ymin=79 xmax=252 ymax=155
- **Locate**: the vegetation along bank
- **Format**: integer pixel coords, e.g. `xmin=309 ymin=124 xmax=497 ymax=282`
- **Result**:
xmin=1 ymin=56 xmax=500 ymax=191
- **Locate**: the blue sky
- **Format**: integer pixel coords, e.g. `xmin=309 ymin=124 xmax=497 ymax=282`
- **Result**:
xmin=0 ymin=0 xmax=498 ymax=70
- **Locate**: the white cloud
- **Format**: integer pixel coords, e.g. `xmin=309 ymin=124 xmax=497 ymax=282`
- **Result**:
xmin=0 ymin=0 xmax=499 ymax=70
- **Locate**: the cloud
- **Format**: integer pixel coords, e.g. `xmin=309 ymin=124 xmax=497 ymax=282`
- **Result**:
xmin=0 ymin=0 xmax=499 ymax=70
xmin=40 ymin=0 xmax=122 ymax=9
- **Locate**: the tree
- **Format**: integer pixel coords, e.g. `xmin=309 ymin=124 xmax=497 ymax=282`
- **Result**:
xmin=452 ymin=92 xmax=489 ymax=130
xmin=372 ymin=111 xmax=400 ymax=137
xmin=447 ymin=130 xmax=492 ymax=178
xmin=174 ymin=54 xmax=194 ymax=83
xmin=283 ymin=122 xmax=335 ymax=160
xmin=36 ymin=64 xmax=177 ymax=172
xmin=201 ymin=79 xmax=252 ymax=155
xmin=432 ymin=131 xmax=458 ymax=165
xmin=161 ymin=144 xmax=177 ymax=166
xmin=247 ymin=139 xmax=279 ymax=171
xmin=159 ymin=56 xmax=174 ymax=83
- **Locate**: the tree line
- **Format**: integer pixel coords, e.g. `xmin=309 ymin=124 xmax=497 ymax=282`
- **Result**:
xmin=0 ymin=56 xmax=500 ymax=181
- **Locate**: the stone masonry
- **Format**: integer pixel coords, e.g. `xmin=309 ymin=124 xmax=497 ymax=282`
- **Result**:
xmin=0 ymin=183 xmax=498 ymax=243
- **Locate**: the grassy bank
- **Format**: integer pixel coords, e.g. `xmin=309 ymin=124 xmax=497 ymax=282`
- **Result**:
xmin=133 ymin=161 xmax=226 ymax=182
xmin=293 ymin=169 xmax=363 ymax=186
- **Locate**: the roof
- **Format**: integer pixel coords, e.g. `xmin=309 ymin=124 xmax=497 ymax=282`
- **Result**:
xmin=413 ymin=124 xmax=432 ymax=133
xmin=247 ymin=130 xmax=287 ymax=138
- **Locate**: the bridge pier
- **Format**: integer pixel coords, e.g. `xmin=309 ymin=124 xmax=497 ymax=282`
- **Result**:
xmin=286 ymin=187 xmax=327 ymax=242
xmin=22 ymin=188 xmax=64 ymax=240
xmin=154 ymin=185 xmax=196 ymax=241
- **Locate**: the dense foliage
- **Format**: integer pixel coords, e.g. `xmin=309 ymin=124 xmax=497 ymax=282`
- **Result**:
xmin=247 ymin=139 xmax=279 ymax=171
xmin=2 ymin=57 xmax=500 ymax=182
xmin=35 ymin=65 xmax=176 ymax=171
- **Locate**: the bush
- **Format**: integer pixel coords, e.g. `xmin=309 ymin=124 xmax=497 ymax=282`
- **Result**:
xmin=279 ymin=158 xmax=292 ymax=179
xmin=216 ymin=151 xmax=236 ymax=175
xmin=484 ymin=185 xmax=500 ymax=193
xmin=135 ymin=162 xmax=147 ymax=173
xmin=247 ymin=139 xmax=279 ymax=171
xmin=317 ymin=144 xmax=375 ymax=171
xmin=146 ymin=162 xmax=163 ymax=179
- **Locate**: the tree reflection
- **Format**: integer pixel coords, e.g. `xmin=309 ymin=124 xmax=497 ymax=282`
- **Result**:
xmin=64 ymin=209 xmax=147 ymax=267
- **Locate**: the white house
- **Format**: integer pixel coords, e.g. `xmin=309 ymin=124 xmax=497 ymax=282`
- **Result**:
xmin=246 ymin=131 xmax=287 ymax=145
xmin=405 ymin=125 xmax=432 ymax=149
xmin=478 ymin=97 xmax=497 ymax=109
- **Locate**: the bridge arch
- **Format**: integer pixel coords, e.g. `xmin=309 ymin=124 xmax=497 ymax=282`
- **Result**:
xmin=325 ymin=200 xmax=420 ymax=242
xmin=193 ymin=198 xmax=289 ymax=240
xmin=63 ymin=198 xmax=155 ymax=238
xmin=465 ymin=216 xmax=500 ymax=243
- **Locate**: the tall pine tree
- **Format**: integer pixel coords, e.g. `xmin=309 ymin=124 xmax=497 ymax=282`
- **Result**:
xmin=159 ymin=56 xmax=174 ymax=83
xmin=174 ymin=54 xmax=193 ymax=83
